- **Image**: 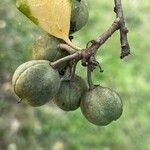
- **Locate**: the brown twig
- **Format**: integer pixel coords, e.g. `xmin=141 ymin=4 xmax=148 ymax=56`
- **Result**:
xmin=51 ymin=52 xmax=81 ymax=68
xmin=58 ymin=43 xmax=76 ymax=54
xmin=51 ymin=0 xmax=130 ymax=68
xmin=87 ymin=64 xmax=94 ymax=90
xmin=51 ymin=18 xmax=120 ymax=68
xmin=114 ymin=0 xmax=130 ymax=58
xmin=70 ymin=60 xmax=79 ymax=80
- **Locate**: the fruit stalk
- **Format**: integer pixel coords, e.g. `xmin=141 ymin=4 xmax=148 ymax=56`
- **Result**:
xmin=87 ymin=64 xmax=94 ymax=90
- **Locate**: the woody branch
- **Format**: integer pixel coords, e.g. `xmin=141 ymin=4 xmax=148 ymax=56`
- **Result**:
xmin=51 ymin=0 xmax=130 ymax=69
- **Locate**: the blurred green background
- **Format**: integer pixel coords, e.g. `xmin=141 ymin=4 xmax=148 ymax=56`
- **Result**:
xmin=0 ymin=0 xmax=150 ymax=149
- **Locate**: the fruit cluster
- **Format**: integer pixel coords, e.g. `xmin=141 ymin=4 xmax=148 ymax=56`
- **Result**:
xmin=13 ymin=0 xmax=123 ymax=126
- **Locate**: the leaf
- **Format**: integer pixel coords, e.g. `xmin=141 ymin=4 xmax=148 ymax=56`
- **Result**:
xmin=16 ymin=0 xmax=82 ymax=50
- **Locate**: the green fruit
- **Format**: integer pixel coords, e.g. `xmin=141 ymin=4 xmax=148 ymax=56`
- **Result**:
xmin=80 ymin=86 xmax=123 ymax=126
xmin=12 ymin=60 xmax=60 ymax=107
xmin=32 ymin=34 xmax=68 ymax=74
xmin=70 ymin=0 xmax=89 ymax=33
xmin=54 ymin=76 xmax=87 ymax=111
xmin=32 ymin=34 xmax=68 ymax=61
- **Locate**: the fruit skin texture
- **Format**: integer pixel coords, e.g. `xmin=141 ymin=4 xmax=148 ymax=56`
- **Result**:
xmin=12 ymin=60 xmax=60 ymax=107
xmin=32 ymin=34 xmax=68 ymax=61
xmin=54 ymin=76 xmax=87 ymax=111
xmin=80 ymin=86 xmax=123 ymax=126
xmin=32 ymin=34 xmax=68 ymax=74
xmin=70 ymin=0 xmax=89 ymax=33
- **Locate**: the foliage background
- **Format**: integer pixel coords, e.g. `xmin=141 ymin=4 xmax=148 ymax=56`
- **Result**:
xmin=0 ymin=0 xmax=150 ymax=149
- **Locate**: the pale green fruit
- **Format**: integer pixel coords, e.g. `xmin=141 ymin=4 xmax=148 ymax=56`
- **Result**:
xmin=12 ymin=60 xmax=60 ymax=107
xmin=70 ymin=0 xmax=89 ymax=33
xmin=54 ymin=76 xmax=87 ymax=111
xmin=32 ymin=34 xmax=68 ymax=74
xmin=80 ymin=86 xmax=123 ymax=126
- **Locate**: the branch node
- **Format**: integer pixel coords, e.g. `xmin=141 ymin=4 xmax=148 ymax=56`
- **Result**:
xmin=86 ymin=40 xmax=97 ymax=48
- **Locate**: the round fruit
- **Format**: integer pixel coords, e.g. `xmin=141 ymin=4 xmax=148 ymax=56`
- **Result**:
xmin=54 ymin=76 xmax=87 ymax=111
xmin=80 ymin=86 xmax=123 ymax=126
xmin=70 ymin=0 xmax=89 ymax=33
xmin=12 ymin=60 xmax=60 ymax=107
xmin=32 ymin=34 xmax=68 ymax=74
xmin=32 ymin=34 xmax=68 ymax=61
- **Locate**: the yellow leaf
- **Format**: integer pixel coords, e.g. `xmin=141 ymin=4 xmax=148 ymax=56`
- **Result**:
xmin=16 ymin=0 xmax=82 ymax=50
